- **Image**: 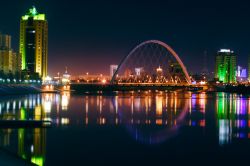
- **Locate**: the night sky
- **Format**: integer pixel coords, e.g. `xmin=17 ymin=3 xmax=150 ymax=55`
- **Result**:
xmin=0 ymin=0 xmax=250 ymax=76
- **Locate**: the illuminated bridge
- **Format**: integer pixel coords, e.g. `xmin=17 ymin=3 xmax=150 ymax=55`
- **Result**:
xmin=71 ymin=40 xmax=204 ymax=92
xmin=111 ymin=40 xmax=191 ymax=86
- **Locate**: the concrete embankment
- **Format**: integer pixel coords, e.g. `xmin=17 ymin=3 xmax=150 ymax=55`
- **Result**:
xmin=0 ymin=84 xmax=42 ymax=96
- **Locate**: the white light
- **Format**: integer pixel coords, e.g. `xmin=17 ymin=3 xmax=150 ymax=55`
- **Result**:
xmin=219 ymin=49 xmax=234 ymax=53
xmin=200 ymin=81 xmax=206 ymax=85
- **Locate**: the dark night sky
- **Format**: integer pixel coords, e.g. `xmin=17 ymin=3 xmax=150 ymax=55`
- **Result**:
xmin=0 ymin=0 xmax=250 ymax=76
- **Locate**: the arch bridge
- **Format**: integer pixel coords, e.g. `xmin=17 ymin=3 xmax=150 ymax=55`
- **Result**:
xmin=111 ymin=40 xmax=191 ymax=86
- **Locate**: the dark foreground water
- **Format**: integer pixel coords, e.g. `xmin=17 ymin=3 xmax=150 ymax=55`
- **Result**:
xmin=0 ymin=92 xmax=250 ymax=165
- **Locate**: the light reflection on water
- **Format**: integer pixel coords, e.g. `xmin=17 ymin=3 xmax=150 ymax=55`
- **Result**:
xmin=0 ymin=92 xmax=249 ymax=165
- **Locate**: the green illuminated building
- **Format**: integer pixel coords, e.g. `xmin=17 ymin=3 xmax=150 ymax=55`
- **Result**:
xmin=215 ymin=49 xmax=236 ymax=83
xmin=19 ymin=6 xmax=48 ymax=79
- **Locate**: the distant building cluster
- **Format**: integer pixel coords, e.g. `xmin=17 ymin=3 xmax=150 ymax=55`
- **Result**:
xmin=0 ymin=33 xmax=21 ymax=76
xmin=214 ymin=49 xmax=250 ymax=84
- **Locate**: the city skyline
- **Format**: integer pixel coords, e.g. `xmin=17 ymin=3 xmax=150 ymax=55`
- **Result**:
xmin=0 ymin=0 xmax=250 ymax=76
xmin=1 ymin=2 xmax=250 ymax=165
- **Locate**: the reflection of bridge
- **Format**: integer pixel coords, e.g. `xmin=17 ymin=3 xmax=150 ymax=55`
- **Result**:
xmin=70 ymin=84 xmax=204 ymax=93
xmin=111 ymin=40 xmax=191 ymax=85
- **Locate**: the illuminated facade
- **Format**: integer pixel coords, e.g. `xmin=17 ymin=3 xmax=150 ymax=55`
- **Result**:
xmin=19 ymin=7 xmax=48 ymax=79
xmin=0 ymin=33 xmax=11 ymax=49
xmin=215 ymin=49 xmax=236 ymax=83
xmin=135 ymin=67 xmax=144 ymax=76
xmin=110 ymin=65 xmax=118 ymax=78
xmin=0 ymin=33 xmax=21 ymax=74
xmin=236 ymin=66 xmax=247 ymax=82
xmin=248 ymin=55 xmax=250 ymax=81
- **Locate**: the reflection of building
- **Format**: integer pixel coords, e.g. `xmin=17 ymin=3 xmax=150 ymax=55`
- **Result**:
xmin=215 ymin=49 xmax=236 ymax=83
xmin=0 ymin=33 xmax=21 ymax=75
xmin=61 ymin=92 xmax=70 ymax=111
xmin=216 ymin=93 xmax=249 ymax=145
xmin=110 ymin=65 xmax=118 ymax=78
xmin=20 ymin=6 xmax=48 ymax=79
xmin=18 ymin=128 xmax=46 ymax=166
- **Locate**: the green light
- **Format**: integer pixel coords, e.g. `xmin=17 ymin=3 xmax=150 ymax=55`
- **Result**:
xmin=31 ymin=156 xmax=44 ymax=166
xmin=217 ymin=96 xmax=225 ymax=119
xmin=21 ymin=6 xmax=45 ymax=21
xmin=215 ymin=51 xmax=236 ymax=83
xmin=22 ymin=14 xmax=45 ymax=21
xmin=30 ymin=6 xmax=38 ymax=16
xmin=18 ymin=128 xmax=25 ymax=160
xmin=20 ymin=108 xmax=26 ymax=120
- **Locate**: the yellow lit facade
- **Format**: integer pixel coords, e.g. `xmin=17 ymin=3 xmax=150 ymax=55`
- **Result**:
xmin=20 ymin=7 xmax=48 ymax=79
xmin=0 ymin=33 xmax=21 ymax=74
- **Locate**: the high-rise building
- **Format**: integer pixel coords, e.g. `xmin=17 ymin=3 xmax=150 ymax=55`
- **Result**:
xmin=215 ymin=49 xmax=236 ymax=83
xmin=236 ymin=65 xmax=247 ymax=82
xmin=20 ymin=6 xmax=48 ymax=79
xmin=135 ymin=67 xmax=144 ymax=76
xmin=110 ymin=65 xmax=118 ymax=78
xmin=0 ymin=33 xmax=11 ymax=50
xmin=0 ymin=33 xmax=21 ymax=75
xmin=248 ymin=55 xmax=250 ymax=81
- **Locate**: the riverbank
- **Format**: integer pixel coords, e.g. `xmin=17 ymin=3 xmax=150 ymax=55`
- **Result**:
xmin=216 ymin=84 xmax=250 ymax=94
xmin=1 ymin=84 xmax=250 ymax=96
xmin=0 ymin=84 xmax=42 ymax=96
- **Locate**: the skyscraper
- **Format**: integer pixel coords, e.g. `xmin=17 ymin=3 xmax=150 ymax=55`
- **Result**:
xmin=110 ymin=65 xmax=118 ymax=78
xmin=0 ymin=33 xmax=11 ymax=50
xmin=215 ymin=49 xmax=236 ymax=83
xmin=248 ymin=55 xmax=250 ymax=82
xmin=20 ymin=6 xmax=48 ymax=79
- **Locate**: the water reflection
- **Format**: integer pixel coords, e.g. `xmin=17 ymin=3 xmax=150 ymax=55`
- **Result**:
xmin=18 ymin=128 xmax=46 ymax=166
xmin=0 ymin=92 xmax=250 ymax=165
xmin=216 ymin=93 xmax=250 ymax=145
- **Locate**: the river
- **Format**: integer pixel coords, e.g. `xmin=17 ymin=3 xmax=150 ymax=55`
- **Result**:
xmin=0 ymin=92 xmax=249 ymax=165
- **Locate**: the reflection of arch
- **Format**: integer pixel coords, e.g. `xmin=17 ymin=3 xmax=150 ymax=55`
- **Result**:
xmin=111 ymin=93 xmax=189 ymax=145
xmin=111 ymin=40 xmax=191 ymax=85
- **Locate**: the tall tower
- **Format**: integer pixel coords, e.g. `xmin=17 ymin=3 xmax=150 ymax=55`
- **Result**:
xmin=202 ymin=50 xmax=209 ymax=74
xmin=20 ymin=6 xmax=48 ymax=79
xmin=0 ymin=33 xmax=11 ymax=50
xmin=110 ymin=65 xmax=118 ymax=78
xmin=215 ymin=49 xmax=236 ymax=83
xmin=248 ymin=55 xmax=250 ymax=82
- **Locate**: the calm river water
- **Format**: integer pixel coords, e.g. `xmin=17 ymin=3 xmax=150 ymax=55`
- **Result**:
xmin=0 ymin=92 xmax=250 ymax=165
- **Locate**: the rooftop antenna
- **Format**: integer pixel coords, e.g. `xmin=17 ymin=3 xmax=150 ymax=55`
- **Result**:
xmin=202 ymin=50 xmax=208 ymax=74
xmin=65 ymin=66 xmax=68 ymax=74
